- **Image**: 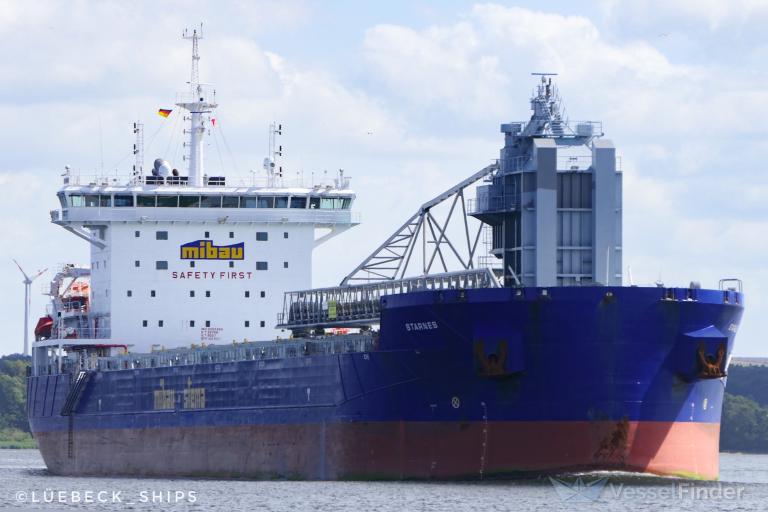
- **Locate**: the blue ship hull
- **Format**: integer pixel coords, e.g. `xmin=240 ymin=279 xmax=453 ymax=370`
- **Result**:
xmin=28 ymin=286 xmax=743 ymax=479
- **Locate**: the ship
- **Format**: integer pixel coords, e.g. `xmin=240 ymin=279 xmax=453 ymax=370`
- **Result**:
xmin=26 ymin=29 xmax=744 ymax=480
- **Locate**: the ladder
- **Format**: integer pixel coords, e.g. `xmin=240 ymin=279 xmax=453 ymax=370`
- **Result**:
xmin=60 ymin=370 xmax=93 ymax=416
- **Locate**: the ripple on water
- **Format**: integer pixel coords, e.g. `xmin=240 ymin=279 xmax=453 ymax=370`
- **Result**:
xmin=1 ymin=450 xmax=767 ymax=511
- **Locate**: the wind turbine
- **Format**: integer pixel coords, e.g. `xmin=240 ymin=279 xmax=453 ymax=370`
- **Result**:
xmin=13 ymin=260 xmax=47 ymax=356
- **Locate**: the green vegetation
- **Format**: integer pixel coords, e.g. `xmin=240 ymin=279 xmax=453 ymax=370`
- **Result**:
xmin=720 ymin=364 xmax=768 ymax=453
xmin=0 ymin=428 xmax=36 ymax=449
xmin=721 ymin=392 xmax=768 ymax=453
xmin=724 ymin=365 xmax=768 ymax=407
xmin=0 ymin=354 xmax=35 ymax=449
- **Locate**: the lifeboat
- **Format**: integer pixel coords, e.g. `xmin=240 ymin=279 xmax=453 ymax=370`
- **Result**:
xmin=34 ymin=315 xmax=53 ymax=340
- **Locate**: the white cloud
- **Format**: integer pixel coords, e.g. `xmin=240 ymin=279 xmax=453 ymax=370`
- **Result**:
xmin=0 ymin=2 xmax=765 ymax=357
xmin=363 ymin=21 xmax=509 ymax=116
xmin=360 ymin=3 xmax=767 ymax=355
xmin=600 ymin=0 xmax=768 ymax=33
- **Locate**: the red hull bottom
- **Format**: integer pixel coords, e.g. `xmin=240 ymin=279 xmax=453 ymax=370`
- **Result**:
xmin=35 ymin=420 xmax=720 ymax=480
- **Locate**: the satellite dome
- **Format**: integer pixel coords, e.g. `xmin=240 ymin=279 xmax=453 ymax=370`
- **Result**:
xmin=153 ymin=158 xmax=172 ymax=177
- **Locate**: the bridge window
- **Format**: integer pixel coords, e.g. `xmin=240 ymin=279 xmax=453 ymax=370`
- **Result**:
xmin=114 ymin=195 xmax=134 ymax=207
xmin=257 ymin=197 xmax=274 ymax=208
xmin=137 ymin=195 xmax=156 ymax=207
xmin=222 ymin=196 xmax=239 ymax=208
xmin=343 ymin=197 xmax=352 ymax=209
xmin=241 ymin=196 xmax=257 ymax=208
xmin=84 ymin=195 xmax=100 ymax=207
xmin=200 ymin=195 xmax=222 ymax=208
xmin=274 ymin=196 xmax=288 ymax=208
xmin=69 ymin=195 xmax=85 ymax=207
xmin=99 ymin=195 xmax=111 ymax=207
xmin=156 ymin=231 xmax=168 ymax=240
xmin=320 ymin=197 xmax=345 ymax=209
xmin=179 ymin=195 xmax=200 ymax=208
xmin=290 ymin=197 xmax=306 ymax=208
xmin=309 ymin=197 xmax=320 ymax=209
xmin=256 ymin=232 xmax=268 ymax=241
xmin=157 ymin=195 xmax=178 ymax=207
xmin=256 ymin=262 xmax=268 ymax=271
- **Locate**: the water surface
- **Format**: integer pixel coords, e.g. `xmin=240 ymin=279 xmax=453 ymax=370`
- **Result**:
xmin=1 ymin=450 xmax=766 ymax=511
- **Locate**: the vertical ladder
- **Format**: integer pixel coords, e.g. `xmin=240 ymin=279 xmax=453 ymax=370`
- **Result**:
xmin=67 ymin=415 xmax=74 ymax=459
xmin=60 ymin=371 xmax=92 ymax=416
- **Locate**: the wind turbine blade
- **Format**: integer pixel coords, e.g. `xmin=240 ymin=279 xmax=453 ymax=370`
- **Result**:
xmin=12 ymin=259 xmax=30 ymax=281
xmin=31 ymin=268 xmax=48 ymax=281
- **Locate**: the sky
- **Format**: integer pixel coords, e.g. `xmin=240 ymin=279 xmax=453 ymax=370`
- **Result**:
xmin=1 ymin=0 xmax=766 ymax=356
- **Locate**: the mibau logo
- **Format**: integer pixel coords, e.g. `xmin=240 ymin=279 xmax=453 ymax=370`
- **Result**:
xmin=180 ymin=240 xmax=245 ymax=260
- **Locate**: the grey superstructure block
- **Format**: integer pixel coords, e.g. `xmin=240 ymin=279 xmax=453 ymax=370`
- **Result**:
xmin=591 ymin=139 xmax=620 ymax=285
xmin=533 ymin=138 xmax=558 ymax=287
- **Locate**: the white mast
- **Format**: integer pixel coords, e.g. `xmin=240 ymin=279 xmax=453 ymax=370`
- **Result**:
xmin=13 ymin=260 xmax=46 ymax=356
xmin=132 ymin=121 xmax=144 ymax=184
xmin=263 ymin=122 xmax=283 ymax=187
xmin=177 ymin=24 xmax=217 ymax=187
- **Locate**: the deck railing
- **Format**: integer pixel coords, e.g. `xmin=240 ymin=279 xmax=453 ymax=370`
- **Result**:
xmin=277 ymin=268 xmax=499 ymax=330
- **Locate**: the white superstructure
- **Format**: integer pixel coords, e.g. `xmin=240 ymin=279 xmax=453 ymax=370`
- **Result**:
xmin=40 ymin=27 xmax=357 ymax=353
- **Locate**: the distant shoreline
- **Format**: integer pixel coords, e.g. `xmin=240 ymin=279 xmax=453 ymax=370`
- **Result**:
xmin=0 ymin=429 xmax=36 ymax=449
xmin=731 ymin=357 xmax=768 ymax=367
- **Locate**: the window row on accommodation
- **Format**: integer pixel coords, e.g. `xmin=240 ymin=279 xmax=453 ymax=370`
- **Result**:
xmin=132 ymin=260 xmax=287 ymax=270
xmin=65 ymin=193 xmax=351 ymax=210
xmin=127 ymin=290 xmax=268 ymax=298
xmin=141 ymin=320 xmax=267 ymax=328
xmin=137 ymin=230 xmax=289 ymax=240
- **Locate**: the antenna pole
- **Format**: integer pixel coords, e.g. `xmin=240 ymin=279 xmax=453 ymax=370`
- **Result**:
xmin=132 ymin=121 xmax=144 ymax=184
xmin=189 ymin=25 xmax=201 ymax=91
xmin=265 ymin=122 xmax=283 ymax=187
xmin=178 ymin=23 xmax=216 ymax=187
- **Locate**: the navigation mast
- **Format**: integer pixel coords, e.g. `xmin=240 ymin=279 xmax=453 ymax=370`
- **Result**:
xmin=177 ymin=24 xmax=217 ymax=187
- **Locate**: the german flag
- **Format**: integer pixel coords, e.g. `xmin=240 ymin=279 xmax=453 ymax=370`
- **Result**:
xmin=158 ymin=108 xmax=172 ymax=118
